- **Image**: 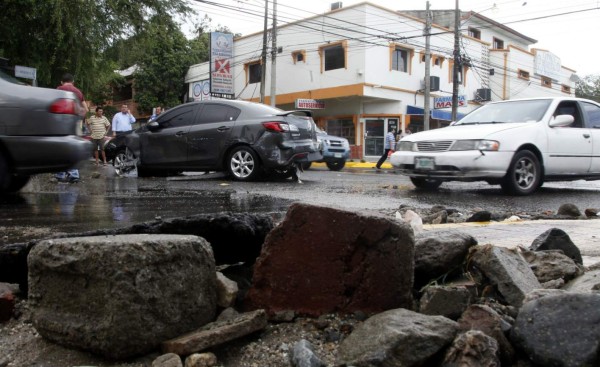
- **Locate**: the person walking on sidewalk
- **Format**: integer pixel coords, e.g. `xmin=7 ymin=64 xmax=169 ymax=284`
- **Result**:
xmin=55 ymin=73 xmax=88 ymax=183
xmin=112 ymin=104 xmax=136 ymax=136
xmin=375 ymin=127 xmax=396 ymax=170
xmin=86 ymin=106 xmax=111 ymax=166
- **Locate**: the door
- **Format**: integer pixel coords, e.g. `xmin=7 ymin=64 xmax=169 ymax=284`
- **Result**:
xmin=545 ymin=101 xmax=592 ymax=175
xmin=580 ymin=101 xmax=600 ymax=173
xmin=186 ymin=103 xmax=240 ymax=167
xmin=363 ymin=118 xmax=399 ymax=157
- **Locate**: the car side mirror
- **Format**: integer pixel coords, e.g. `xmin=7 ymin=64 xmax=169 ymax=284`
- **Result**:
xmin=147 ymin=120 xmax=160 ymax=131
xmin=549 ymin=114 xmax=574 ymax=127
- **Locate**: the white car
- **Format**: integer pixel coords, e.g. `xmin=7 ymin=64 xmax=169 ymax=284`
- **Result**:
xmin=390 ymin=97 xmax=600 ymax=195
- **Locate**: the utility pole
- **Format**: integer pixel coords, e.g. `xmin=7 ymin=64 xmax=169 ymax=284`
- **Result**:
xmin=451 ymin=0 xmax=460 ymax=121
xmin=260 ymin=0 xmax=269 ymax=103
xmin=269 ymin=0 xmax=277 ymax=106
xmin=423 ymin=1 xmax=431 ymax=131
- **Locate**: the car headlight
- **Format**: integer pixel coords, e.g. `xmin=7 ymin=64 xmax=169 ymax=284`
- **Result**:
xmin=397 ymin=141 xmax=416 ymax=151
xmin=450 ymin=140 xmax=499 ymax=151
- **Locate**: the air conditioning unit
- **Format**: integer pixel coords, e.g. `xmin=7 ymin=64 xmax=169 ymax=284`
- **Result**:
xmin=429 ymin=76 xmax=440 ymax=92
xmin=475 ymin=88 xmax=491 ymax=101
xmin=331 ymin=2 xmax=343 ymax=10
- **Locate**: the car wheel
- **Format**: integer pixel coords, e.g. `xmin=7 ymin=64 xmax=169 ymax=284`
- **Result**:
xmin=6 ymin=175 xmax=30 ymax=192
xmin=326 ymin=159 xmax=345 ymax=171
xmin=301 ymin=162 xmax=312 ymax=170
xmin=228 ymin=146 xmax=260 ymax=181
xmin=410 ymin=177 xmax=443 ymax=190
xmin=113 ymin=148 xmax=137 ymax=176
xmin=0 ymin=152 xmax=9 ymax=191
xmin=501 ymin=150 xmax=541 ymax=195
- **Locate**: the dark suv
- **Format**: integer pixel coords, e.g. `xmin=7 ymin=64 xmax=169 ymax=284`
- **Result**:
xmin=105 ymin=100 xmax=322 ymax=180
xmin=0 ymin=71 xmax=91 ymax=192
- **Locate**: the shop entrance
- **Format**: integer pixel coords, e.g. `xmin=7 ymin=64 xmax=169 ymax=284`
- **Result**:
xmin=363 ymin=118 xmax=398 ymax=158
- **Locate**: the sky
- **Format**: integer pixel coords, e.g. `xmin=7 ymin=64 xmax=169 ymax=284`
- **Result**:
xmin=188 ymin=0 xmax=600 ymax=76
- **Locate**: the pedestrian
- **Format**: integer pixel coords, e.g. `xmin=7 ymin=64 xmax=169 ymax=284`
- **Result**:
xmin=375 ymin=127 xmax=396 ymax=170
xmin=86 ymin=106 xmax=111 ymax=166
xmin=55 ymin=73 xmax=88 ymax=183
xmin=112 ymin=104 xmax=136 ymax=136
xmin=150 ymin=106 xmax=162 ymax=121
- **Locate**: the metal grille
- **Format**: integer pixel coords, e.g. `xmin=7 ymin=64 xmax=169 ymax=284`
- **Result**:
xmin=416 ymin=141 xmax=453 ymax=152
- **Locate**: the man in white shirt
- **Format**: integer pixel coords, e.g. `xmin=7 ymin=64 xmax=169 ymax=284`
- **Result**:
xmin=112 ymin=104 xmax=136 ymax=136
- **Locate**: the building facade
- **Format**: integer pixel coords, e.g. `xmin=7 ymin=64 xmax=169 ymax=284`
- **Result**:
xmin=186 ymin=2 xmax=576 ymax=160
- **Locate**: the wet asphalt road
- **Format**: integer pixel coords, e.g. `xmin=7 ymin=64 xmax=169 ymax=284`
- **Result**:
xmin=2 ymin=160 xmax=600 ymax=245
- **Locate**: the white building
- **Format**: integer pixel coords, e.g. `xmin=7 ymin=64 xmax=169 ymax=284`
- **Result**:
xmin=186 ymin=2 xmax=576 ymax=160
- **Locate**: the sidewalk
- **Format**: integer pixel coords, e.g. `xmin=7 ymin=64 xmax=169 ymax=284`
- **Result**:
xmin=422 ymin=219 xmax=600 ymax=266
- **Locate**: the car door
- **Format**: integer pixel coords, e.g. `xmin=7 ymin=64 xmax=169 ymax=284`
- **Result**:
xmin=545 ymin=101 xmax=592 ymax=175
xmin=139 ymin=105 xmax=197 ymax=168
xmin=580 ymin=101 xmax=600 ymax=173
xmin=186 ymin=103 xmax=240 ymax=167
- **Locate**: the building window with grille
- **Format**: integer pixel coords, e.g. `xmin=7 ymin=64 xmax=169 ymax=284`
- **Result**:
xmin=245 ymin=61 xmax=261 ymax=84
xmin=541 ymin=76 xmax=552 ymax=88
xmin=562 ymin=84 xmax=571 ymax=94
xmin=319 ymin=42 xmax=347 ymax=72
xmin=468 ymin=27 xmax=481 ymax=39
xmin=392 ymin=47 xmax=409 ymax=72
xmin=518 ymin=69 xmax=530 ymax=80
xmin=325 ymin=118 xmax=355 ymax=144
xmin=292 ymin=50 xmax=306 ymax=64
xmin=493 ymin=37 xmax=504 ymax=49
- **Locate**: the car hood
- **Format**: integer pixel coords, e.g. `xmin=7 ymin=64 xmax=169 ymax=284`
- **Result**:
xmin=403 ymin=122 xmax=535 ymax=141
xmin=318 ymin=132 xmax=347 ymax=142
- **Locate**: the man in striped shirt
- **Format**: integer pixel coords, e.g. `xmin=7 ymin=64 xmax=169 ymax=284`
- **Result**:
xmin=86 ymin=107 xmax=111 ymax=166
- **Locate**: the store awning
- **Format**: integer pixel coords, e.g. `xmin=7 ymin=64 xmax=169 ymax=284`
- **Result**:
xmin=406 ymin=105 xmax=466 ymax=121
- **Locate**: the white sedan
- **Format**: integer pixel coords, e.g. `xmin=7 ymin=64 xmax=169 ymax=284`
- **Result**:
xmin=390 ymin=97 xmax=600 ymax=195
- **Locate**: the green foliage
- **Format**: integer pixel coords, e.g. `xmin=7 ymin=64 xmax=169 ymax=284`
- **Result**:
xmin=576 ymin=74 xmax=600 ymax=103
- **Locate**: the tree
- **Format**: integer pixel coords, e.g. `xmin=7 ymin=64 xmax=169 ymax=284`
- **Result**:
xmin=0 ymin=0 xmax=190 ymax=92
xmin=576 ymin=75 xmax=600 ymax=103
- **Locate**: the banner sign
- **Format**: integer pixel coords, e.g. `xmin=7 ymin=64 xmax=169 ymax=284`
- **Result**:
xmin=534 ymin=50 xmax=562 ymax=81
xmin=433 ymin=95 xmax=466 ymax=109
xmin=210 ymin=32 xmax=234 ymax=99
xmin=15 ymin=65 xmax=37 ymax=80
xmin=192 ymin=80 xmax=211 ymax=101
xmin=295 ymin=99 xmax=325 ymax=109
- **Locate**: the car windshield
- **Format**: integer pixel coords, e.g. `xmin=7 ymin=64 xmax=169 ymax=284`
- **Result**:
xmin=456 ymin=99 xmax=552 ymax=125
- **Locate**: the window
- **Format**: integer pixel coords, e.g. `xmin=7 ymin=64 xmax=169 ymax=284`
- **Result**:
xmin=392 ymin=47 xmax=409 ymax=72
xmin=493 ymin=37 xmax=504 ymax=49
xmin=468 ymin=27 xmax=481 ymax=39
xmin=292 ymin=50 xmax=306 ymax=64
xmin=518 ymin=69 xmax=530 ymax=80
xmin=245 ymin=61 xmax=261 ymax=84
xmin=541 ymin=76 xmax=552 ymax=88
xmin=197 ymin=104 xmax=240 ymax=124
xmin=582 ymin=102 xmax=600 ymax=128
xmin=325 ymin=118 xmax=355 ymax=144
xmin=554 ymin=102 xmax=582 ymax=128
xmin=320 ymin=42 xmax=347 ymax=72
xmin=159 ymin=105 xmax=196 ymax=128
xmin=432 ymin=55 xmax=445 ymax=67
xmin=562 ymin=85 xmax=572 ymax=94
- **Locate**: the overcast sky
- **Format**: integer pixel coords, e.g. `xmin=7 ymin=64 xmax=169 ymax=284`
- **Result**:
xmin=188 ymin=0 xmax=600 ymax=76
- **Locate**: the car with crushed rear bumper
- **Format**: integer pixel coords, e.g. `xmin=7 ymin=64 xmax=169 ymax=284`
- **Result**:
xmin=390 ymin=97 xmax=600 ymax=195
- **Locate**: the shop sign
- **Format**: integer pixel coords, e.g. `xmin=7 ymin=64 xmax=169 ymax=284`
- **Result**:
xmin=295 ymin=99 xmax=325 ymax=109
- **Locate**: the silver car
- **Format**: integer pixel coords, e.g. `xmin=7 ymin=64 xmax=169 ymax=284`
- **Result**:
xmin=0 ymin=71 xmax=91 ymax=192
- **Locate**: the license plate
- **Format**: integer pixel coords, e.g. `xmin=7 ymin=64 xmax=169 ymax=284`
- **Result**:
xmin=415 ymin=157 xmax=435 ymax=170
xmin=334 ymin=153 xmax=342 ymax=158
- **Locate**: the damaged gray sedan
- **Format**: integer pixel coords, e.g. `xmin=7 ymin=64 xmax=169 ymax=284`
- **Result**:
xmin=105 ymin=100 xmax=322 ymax=181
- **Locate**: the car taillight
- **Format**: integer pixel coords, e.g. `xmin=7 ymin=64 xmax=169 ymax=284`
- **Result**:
xmin=49 ymin=99 xmax=77 ymax=114
xmin=263 ymin=121 xmax=290 ymax=132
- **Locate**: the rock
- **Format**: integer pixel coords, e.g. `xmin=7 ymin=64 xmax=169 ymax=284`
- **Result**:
xmin=246 ymin=203 xmax=414 ymax=316
xmin=403 ymin=209 xmax=423 ymax=232
xmin=153 ymin=353 xmax=183 ymax=367
xmin=216 ymin=307 xmax=240 ymax=322
xmin=162 ymin=309 xmax=268 ymax=356
xmin=216 ymin=272 xmax=238 ymax=308
xmin=457 ymin=304 xmax=515 ymax=365
xmin=503 ymin=215 xmax=521 ymax=222
xmin=1 ymin=212 xmax=273 ymax=292
xmin=540 ymin=278 xmax=564 ymax=289
xmin=0 ymin=283 xmax=15 ymax=323
xmin=28 ymin=234 xmax=217 ymax=359
xmin=421 ymin=210 xmax=448 ymax=224
xmin=563 ymin=269 xmax=600 ymax=292
xmin=414 ymin=232 xmax=477 ymax=288
xmin=511 ymin=293 xmax=600 ymax=367
xmin=269 ymin=310 xmax=296 ymax=323
xmin=289 ymin=339 xmax=326 ymax=367
xmin=557 ymin=203 xmax=582 ymax=217
xmin=419 ymin=285 xmax=471 ymax=320
xmin=522 ymin=289 xmax=565 ymax=303
xmin=520 ymin=248 xmax=583 ymax=283
xmin=468 ymin=245 xmax=541 ymax=307
xmin=529 ymin=228 xmax=583 ymax=265
xmin=441 ymin=330 xmax=500 ymax=367
xmin=184 ymin=352 xmax=218 ymax=367
xmin=584 ymin=208 xmax=599 ymax=217
xmin=466 ymin=211 xmax=492 ymax=222
xmin=337 ymin=308 xmax=458 ymax=367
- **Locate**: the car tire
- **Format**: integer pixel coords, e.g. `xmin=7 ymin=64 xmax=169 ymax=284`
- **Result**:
xmin=501 ymin=150 xmax=541 ymax=196
xmin=228 ymin=146 xmax=261 ymax=181
xmin=113 ymin=148 xmax=137 ymax=176
xmin=326 ymin=159 xmax=345 ymax=171
xmin=0 ymin=152 xmax=9 ymax=191
xmin=410 ymin=177 xmax=443 ymax=190
xmin=301 ymin=162 xmax=312 ymax=170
